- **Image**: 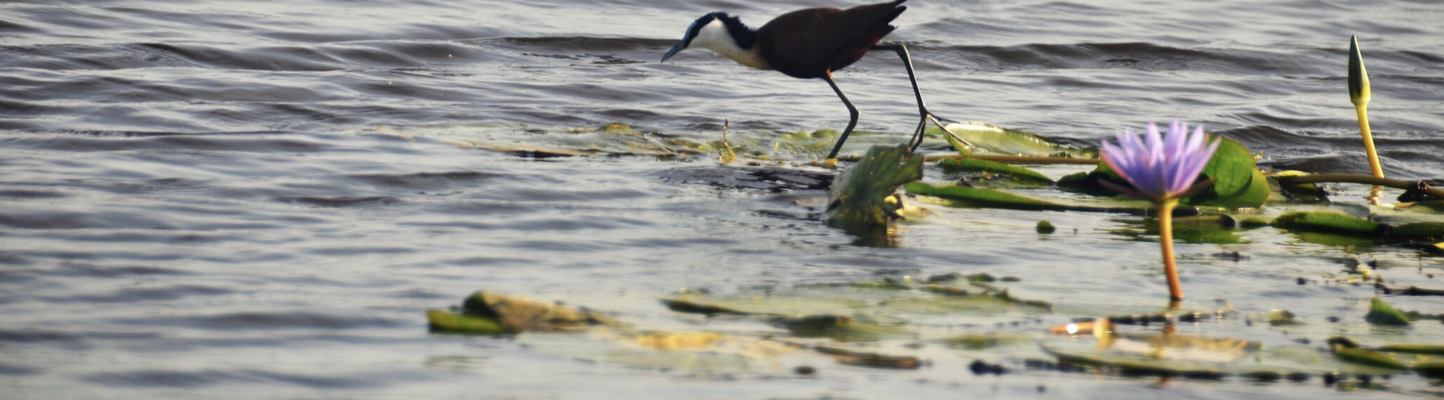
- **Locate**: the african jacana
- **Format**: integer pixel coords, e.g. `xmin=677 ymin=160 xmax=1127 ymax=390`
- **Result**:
xmin=661 ymin=0 xmax=952 ymax=159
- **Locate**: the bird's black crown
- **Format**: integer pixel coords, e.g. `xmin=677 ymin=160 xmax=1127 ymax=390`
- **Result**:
xmin=688 ymin=12 xmax=758 ymax=50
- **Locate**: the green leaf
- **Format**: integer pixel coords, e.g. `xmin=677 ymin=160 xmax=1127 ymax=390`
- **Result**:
xmin=462 ymin=291 xmax=619 ymax=332
xmin=427 ymin=309 xmax=507 ymax=335
xmin=1365 ymin=297 xmax=1411 ymax=326
xmin=1377 ymin=344 xmax=1444 ymax=355
xmin=906 ymin=182 xmax=1071 ymax=211
xmin=942 ymin=127 xmax=973 ymax=156
xmin=774 ymin=315 xmax=912 ymax=342
xmin=938 ymin=158 xmax=1053 ymax=184
xmin=1269 ymin=171 xmax=1329 ymax=203
xmin=1184 ymin=137 xmax=1269 ymax=209
xmin=1391 ymin=222 xmax=1444 ymax=238
xmin=1333 ymin=346 xmax=1407 ymax=370
xmin=925 ymin=122 xmax=1091 ymax=157
xmin=825 ymin=145 xmax=924 ymax=226
xmin=1271 ymin=211 xmax=1381 ymax=235
xmin=906 ymin=182 xmax=1154 ymax=214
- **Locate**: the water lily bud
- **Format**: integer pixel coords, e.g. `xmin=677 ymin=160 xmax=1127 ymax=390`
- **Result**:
xmin=1348 ymin=35 xmax=1371 ymax=106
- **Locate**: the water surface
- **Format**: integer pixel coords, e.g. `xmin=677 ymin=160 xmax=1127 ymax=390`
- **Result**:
xmin=2 ymin=0 xmax=1443 ymax=398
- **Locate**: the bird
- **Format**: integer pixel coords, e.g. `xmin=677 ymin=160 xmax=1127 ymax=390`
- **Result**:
xmin=661 ymin=0 xmax=953 ymax=159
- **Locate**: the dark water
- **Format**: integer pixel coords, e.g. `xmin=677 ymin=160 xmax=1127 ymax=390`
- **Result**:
xmin=2 ymin=0 xmax=1443 ymax=398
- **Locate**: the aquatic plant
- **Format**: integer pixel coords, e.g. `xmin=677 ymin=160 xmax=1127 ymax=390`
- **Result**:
xmin=1100 ymin=122 xmax=1220 ymax=301
xmin=1349 ymin=35 xmax=1384 ymax=178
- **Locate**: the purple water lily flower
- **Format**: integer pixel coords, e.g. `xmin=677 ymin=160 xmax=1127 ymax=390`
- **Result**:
xmin=1100 ymin=121 xmax=1220 ymax=202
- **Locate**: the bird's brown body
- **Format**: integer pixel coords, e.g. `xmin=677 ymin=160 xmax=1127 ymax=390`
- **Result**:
xmin=758 ymin=1 xmax=907 ymax=79
xmin=662 ymin=1 xmax=944 ymax=159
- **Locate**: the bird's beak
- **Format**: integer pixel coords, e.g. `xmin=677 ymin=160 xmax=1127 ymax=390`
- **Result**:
xmin=661 ymin=40 xmax=687 ymax=63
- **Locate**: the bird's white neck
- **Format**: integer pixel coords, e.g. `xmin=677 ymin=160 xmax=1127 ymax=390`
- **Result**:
xmin=691 ymin=19 xmax=771 ymax=70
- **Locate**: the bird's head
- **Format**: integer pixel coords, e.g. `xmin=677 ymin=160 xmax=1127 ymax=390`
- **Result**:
xmin=661 ymin=12 xmax=753 ymax=63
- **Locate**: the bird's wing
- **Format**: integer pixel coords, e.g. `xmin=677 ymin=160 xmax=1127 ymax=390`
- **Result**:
xmin=758 ymin=2 xmax=906 ymax=76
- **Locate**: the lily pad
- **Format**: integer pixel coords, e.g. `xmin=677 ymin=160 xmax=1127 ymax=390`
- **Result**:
xmin=938 ymin=158 xmax=1054 ymax=184
xmin=773 ymin=315 xmax=913 ymax=342
xmin=1269 ymin=171 xmax=1328 ymax=203
xmin=1365 ymin=297 xmax=1411 ymax=326
xmin=907 ymin=182 xmax=1071 ymax=211
xmin=825 ymin=145 xmax=924 ymax=226
xmin=462 ymin=291 xmax=619 ymax=332
xmin=926 ymin=122 xmax=1090 ymax=157
xmin=427 ymin=309 xmax=506 ymax=335
xmin=1272 ymin=211 xmax=1380 ymax=235
xmin=1184 ymin=137 xmax=1270 ymax=209
xmin=907 ymin=182 xmax=1154 ymax=214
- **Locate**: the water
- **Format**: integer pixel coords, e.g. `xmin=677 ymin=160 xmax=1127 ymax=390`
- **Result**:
xmin=2 ymin=0 xmax=1443 ymax=398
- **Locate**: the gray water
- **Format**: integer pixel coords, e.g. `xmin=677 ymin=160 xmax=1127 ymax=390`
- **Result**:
xmin=2 ymin=0 xmax=1443 ymax=399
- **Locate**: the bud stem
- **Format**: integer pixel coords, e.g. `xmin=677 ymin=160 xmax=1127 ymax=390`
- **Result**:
xmin=1157 ymin=200 xmax=1183 ymax=301
xmin=1356 ymin=104 xmax=1384 ymax=179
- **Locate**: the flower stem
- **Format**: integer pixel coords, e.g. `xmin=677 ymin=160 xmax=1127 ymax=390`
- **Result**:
xmin=1157 ymin=200 xmax=1183 ymax=301
xmin=1356 ymin=104 xmax=1385 ymax=179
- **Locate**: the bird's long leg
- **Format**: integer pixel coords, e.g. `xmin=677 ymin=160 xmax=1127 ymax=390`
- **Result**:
xmin=823 ymin=71 xmax=860 ymax=160
xmin=873 ymin=44 xmax=963 ymax=153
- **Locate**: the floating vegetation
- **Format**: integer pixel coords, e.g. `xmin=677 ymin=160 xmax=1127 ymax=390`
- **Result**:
xmin=937 ymin=157 xmax=1053 ymax=185
xmin=825 ymin=145 xmax=923 ymax=226
xmin=1364 ymin=297 xmax=1412 ymax=326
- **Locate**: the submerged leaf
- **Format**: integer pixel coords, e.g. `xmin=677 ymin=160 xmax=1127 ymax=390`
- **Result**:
xmin=813 ymin=345 xmax=924 ymax=369
xmin=774 ymin=315 xmax=913 ymax=342
xmin=1113 ymin=215 xmax=1245 ymax=244
xmin=825 ymin=145 xmax=924 ymax=226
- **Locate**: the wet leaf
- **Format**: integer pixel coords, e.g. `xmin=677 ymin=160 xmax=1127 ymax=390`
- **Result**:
xmin=1036 ymin=220 xmax=1056 ymax=234
xmin=906 ymin=182 xmax=1071 ymax=211
xmin=942 ymin=127 xmax=973 ymax=156
xmin=1272 ymin=211 xmax=1380 ymax=235
xmin=938 ymin=158 xmax=1054 ymax=184
xmin=660 ymin=293 xmax=862 ymax=317
xmin=825 ymin=145 xmax=924 ymax=226
xmin=1391 ymin=222 xmax=1444 ymax=238
xmin=1267 ymin=309 xmax=1302 ymax=326
xmin=462 ymin=291 xmax=619 ymax=332
xmin=1377 ymin=344 xmax=1444 ymax=355
xmin=945 ymin=332 xmax=1033 ymax=350
xmin=1269 ymin=171 xmax=1328 ymax=203
xmin=1333 ymin=346 xmax=1407 ymax=370
xmin=879 ymin=291 xmax=1052 ymax=315
xmin=427 ymin=309 xmax=506 ymax=335
xmin=773 ymin=315 xmax=912 ymax=342
xmin=926 ymin=122 xmax=1090 ymax=157
xmin=813 ymin=345 xmax=924 ymax=369
xmin=1365 ymin=297 xmax=1411 ymax=326
xmin=1184 ymin=137 xmax=1269 ymax=209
